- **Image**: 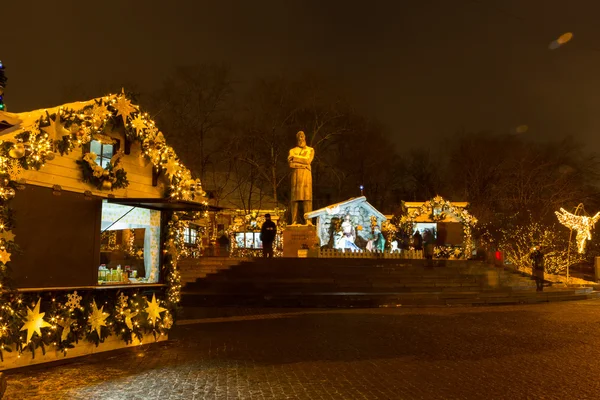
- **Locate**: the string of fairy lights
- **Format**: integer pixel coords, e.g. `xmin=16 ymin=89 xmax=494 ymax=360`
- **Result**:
xmin=0 ymin=88 xmax=207 ymax=358
xmin=390 ymin=195 xmax=478 ymax=258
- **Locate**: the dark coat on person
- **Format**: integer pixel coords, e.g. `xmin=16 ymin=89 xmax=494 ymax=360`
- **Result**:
xmin=530 ymin=249 xmax=545 ymax=278
xmin=260 ymin=220 xmax=277 ymax=243
xmin=413 ymin=231 xmax=423 ymax=250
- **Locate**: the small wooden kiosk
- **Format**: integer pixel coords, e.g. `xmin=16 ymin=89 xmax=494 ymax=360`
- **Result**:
xmin=0 ymin=92 xmax=205 ymax=368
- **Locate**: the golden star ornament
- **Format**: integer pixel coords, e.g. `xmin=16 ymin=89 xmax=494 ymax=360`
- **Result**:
xmin=0 ymin=230 xmax=14 ymax=242
xmin=145 ymin=294 xmax=167 ymax=326
xmin=42 ymin=114 xmax=70 ymax=143
xmin=20 ymin=299 xmax=52 ymax=343
xmin=88 ymin=300 xmax=108 ymax=338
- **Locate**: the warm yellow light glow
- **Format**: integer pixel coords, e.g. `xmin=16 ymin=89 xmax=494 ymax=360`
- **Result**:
xmin=555 ymin=208 xmax=600 ymax=253
xmin=19 ymin=299 xmax=51 ymax=343
xmin=557 ymin=32 xmax=573 ymax=44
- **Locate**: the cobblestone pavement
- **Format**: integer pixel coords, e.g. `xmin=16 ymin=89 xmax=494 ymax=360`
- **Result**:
xmin=6 ymin=301 xmax=600 ymax=400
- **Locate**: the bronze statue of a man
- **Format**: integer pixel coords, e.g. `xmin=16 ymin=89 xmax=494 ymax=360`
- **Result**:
xmin=288 ymin=130 xmax=314 ymax=225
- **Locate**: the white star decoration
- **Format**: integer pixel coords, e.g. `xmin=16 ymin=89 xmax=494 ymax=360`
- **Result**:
xmin=145 ymin=294 xmax=167 ymax=326
xmin=88 ymin=301 xmax=108 ymax=338
xmin=130 ymin=114 xmax=147 ymax=136
xmin=0 ymin=249 xmax=11 ymax=263
xmin=164 ymin=158 xmax=180 ymax=178
xmin=20 ymin=299 xmax=51 ymax=343
xmin=555 ymin=208 xmax=600 ymax=253
xmin=42 ymin=114 xmax=70 ymax=143
xmin=113 ymin=91 xmax=138 ymax=122
xmin=0 ymin=230 xmax=14 ymax=243
xmin=93 ymin=103 xmax=110 ymax=120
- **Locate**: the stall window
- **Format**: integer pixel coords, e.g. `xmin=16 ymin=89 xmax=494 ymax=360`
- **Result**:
xmin=99 ymin=201 xmax=161 ymax=285
xmin=235 ymin=232 xmax=263 ymax=249
xmin=184 ymin=226 xmax=198 ymax=245
xmin=90 ymin=140 xmax=114 ymax=168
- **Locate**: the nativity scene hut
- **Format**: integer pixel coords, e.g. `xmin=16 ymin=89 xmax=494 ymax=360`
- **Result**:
xmin=0 ymin=91 xmax=206 ymax=368
xmin=305 ymin=196 xmax=387 ymax=252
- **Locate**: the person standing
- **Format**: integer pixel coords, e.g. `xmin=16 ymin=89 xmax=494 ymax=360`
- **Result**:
xmin=217 ymin=233 xmax=230 ymax=256
xmin=260 ymin=214 xmax=277 ymax=258
xmin=529 ymin=245 xmax=545 ymax=292
xmin=423 ymin=229 xmax=435 ymax=260
xmin=413 ymin=230 xmax=423 ymax=251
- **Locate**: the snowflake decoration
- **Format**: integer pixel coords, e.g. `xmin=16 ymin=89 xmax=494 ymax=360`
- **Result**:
xmin=7 ymin=160 xmax=23 ymax=181
xmin=117 ymin=292 xmax=129 ymax=310
xmin=65 ymin=290 xmax=82 ymax=310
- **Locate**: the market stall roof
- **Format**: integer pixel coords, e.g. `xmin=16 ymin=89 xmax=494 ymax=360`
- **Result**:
xmin=305 ymin=196 xmax=387 ymax=221
xmin=107 ymin=197 xmax=223 ymax=212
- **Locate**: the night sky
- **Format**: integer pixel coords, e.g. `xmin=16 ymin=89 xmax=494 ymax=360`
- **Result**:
xmin=3 ymin=0 xmax=600 ymax=150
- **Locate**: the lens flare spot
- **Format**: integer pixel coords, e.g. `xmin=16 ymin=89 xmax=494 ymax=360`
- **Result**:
xmin=515 ymin=125 xmax=528 ymax=134
xmin=557 ymin=32 xmax=573 ymax=44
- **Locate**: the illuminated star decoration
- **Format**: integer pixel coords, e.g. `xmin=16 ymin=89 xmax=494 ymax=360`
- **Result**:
xmin=42 ymin=113 xmax=70 ymax=143
xmin=58 ymin=317 xmax=75 ymax=342
xmin=0 ymin=230 xmax=15 ymax=242
xmin=555 ymin=208 xmax=600 ymax=253
xmin=154 ymin=131 xmax=166 ymax=144
xmin=93 ymin=103 xmax=110 ymax=120
xmin=164 ymin=158 xmax=180 ymax=178
xmin=113 ymin=90 xmax=138 ymax=122
xmin=130 ymin=114 xmax=147 ymax=136
xmin=144 ymin=294 xmax=167 ymax=326
xmin=88 ymin=300 xmax=108 ymax=338
xmin=122 ymin=309 xmax=138 ymax=330
xmin=0 ymin=249 xmax=11 ymax=263
xmin=20 ymin=299 xmax=52 ymax=343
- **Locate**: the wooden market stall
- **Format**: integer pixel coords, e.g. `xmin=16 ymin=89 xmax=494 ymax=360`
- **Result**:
xmin=0 ymin=92 xmax=206 ymax=368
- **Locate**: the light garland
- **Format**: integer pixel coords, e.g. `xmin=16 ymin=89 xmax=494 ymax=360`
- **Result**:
xmin=389 ymin=195 xmax=478 ymax=258
xmin=499 ymin=220 xmax=584 ymax=276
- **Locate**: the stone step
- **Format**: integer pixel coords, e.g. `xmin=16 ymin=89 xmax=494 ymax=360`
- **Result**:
xmin=180 ymin=290 xmax=600 ymax=308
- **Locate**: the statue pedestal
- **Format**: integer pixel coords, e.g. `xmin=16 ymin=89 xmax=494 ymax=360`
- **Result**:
xmin=283 ymin=225 xmax=319 ymax=257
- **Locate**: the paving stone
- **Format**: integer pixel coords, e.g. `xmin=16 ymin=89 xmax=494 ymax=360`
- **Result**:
xmin=6 ymin=301 xmax=600 ymax=399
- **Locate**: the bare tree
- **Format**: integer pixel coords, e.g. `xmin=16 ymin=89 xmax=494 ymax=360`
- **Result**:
xmin=149 ymin=64 xmax=234 ymax=182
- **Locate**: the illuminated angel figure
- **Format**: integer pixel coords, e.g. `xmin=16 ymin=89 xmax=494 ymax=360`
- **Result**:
xmin=555 ymin=208 xmax=600 ymax=253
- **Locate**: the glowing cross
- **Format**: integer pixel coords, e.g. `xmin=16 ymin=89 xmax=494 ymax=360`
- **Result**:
xmin=555 ymin=208 xmax=600 ymax=253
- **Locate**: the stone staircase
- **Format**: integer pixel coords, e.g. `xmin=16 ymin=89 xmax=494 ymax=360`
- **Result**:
xmin=181 ymin=258 xmax=600 ymax=307
xmin=178 ymin=257 xmax=243 ymax=284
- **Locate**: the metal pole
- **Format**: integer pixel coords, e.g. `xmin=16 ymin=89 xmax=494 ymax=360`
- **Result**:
xmin=566 ymin=203 xmax=585 ymax=282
